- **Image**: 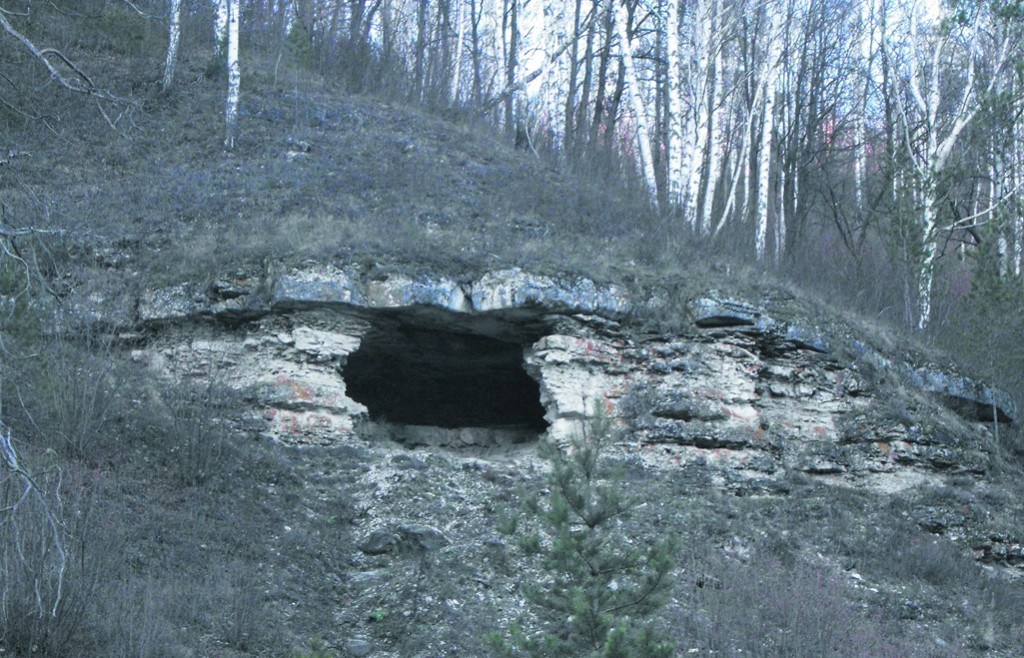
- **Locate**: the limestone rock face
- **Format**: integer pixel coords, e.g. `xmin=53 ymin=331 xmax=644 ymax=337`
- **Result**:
xmin=124 ymin=266 xmax=1012 ymax=492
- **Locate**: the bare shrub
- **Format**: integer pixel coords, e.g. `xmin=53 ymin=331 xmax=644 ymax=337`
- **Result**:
xmin=103 ymin=577 xmax=185 ymax=658
xmin=161 ymin=376 xmax=230 ymax=487
xmin=0 ymin=431 xmax=113 ymax=656
xmin=678 ymin=550 xmax=919 ymax=657
xmin=896 ymin=533 xmax=974 ymax=590
xmin=21 ymin=330 xmax=123 ymax=461
xmin=220 ymin=561 xmax=270 ymax=652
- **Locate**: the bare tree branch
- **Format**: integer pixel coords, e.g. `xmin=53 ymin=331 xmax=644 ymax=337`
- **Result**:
xmin=0 ymin=7 xmax=130 ymax=112
xmin=481 ymin=10 xmax=593 ymax=113
xmin=118 ymin=0 xmax=164 ymax=21
xmin=942 ymin=182 xmax=1024 ymax=232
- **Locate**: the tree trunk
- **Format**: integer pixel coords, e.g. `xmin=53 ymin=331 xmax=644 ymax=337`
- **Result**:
xmin=680 ymin=0 xmax=711 ymax=230
xmin=755 ymin=1 xmax=783 ymax=260
xmin=224 ymin=0 xmax=241 ymax=149
xmin=605 ymin=57 xmax=627 ymax=160
xmin=575 ymin=0 xmax=598 ymax=154
xmin=614 ymin=0 xmax=657 ymax=202
xmin=563 ymin=0 xmax=585 ymax=154
xmin=436 ymin=0 xmax=453 ymax=103
xmin=699 ymin=1 xmax=724 ymax=236
xmin=162 ymin=0 xmax=183 ymax=90
xmin=215 ymin=0 xmax=229 ymax=57
xmin=414 ymin=0 xmax=429 ymax=101
xmin=588 ymin=2 xmax=614 ymax=155
xmin=451 ymin=0 xmax=466 ymax=103
xmin=470 ymin=0 xmax=483 ymax=104
xmin=665 ymin=0 xmax=683 ymax=206
xmin=917 ymin=202 xmax=940 ymax=331
xmin=504 ymin=0 xmax=520 ymax=135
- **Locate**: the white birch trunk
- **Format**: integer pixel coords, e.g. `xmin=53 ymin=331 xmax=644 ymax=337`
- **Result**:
xmin=665 ymin=0 xmax=683 ymax=206
xmin=700 ymin=3 xmax=724 ymax=236
xmin=550 ymin=2 xmax=570 ymax=146
xmin=162 ymin=0 xmax=183 ymax=90
xmin=896 ymin=2 xmax=1010 ymax=329
xmin=614 ymin=1 xmax=658 ymax=203
xmin=451 ymin=0 xmax=466 ymax=103
xmin=538 ymin=0 xmax=563 ymax=142
xmin=215 ymin=0 xmax=229 ymax=56
xmin=755 ymin=2 xmax=783 ymax=260
xmin=775 ymin=159 xmax=786 ymax=264
xmin=917 ymin=204 xmax=939 ymax=331
xmin=681 ymin=0 xmax=712 ymax=230
xmin=1014 ymin=101 xmax=1023 ymax=276
xmin=224 ymin=0 xmax=241 ymax=149
xmin=992 ymin=151 xmax=1009 ymax=275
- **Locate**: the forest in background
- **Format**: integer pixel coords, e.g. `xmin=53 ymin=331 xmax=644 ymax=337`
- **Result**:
xmin=3 ymin=0 xmax=1024 ymax=397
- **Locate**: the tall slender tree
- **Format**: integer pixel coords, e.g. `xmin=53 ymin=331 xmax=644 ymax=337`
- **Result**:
xmin=224 ymin=0 xmax=241 ymax=148
xmin=162 ymin=0 xmax=184 ymax=90
xmin=614 ymin=0 xmax=657 ymax=201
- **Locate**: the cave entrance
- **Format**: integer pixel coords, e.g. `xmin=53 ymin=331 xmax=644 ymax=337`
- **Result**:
xmin=343 ymin=317 xmax=548 ymax=449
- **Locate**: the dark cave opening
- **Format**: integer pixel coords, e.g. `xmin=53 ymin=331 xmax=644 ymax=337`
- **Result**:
xmin=343 ymin=320 xmax=548 ymax=433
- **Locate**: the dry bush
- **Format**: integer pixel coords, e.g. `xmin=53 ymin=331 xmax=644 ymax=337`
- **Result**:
xmin=161 ymin=375 xmax=231 ymax=487
xmin=220 ymin=561 xmax=271 ymax=652
xmin=678 ymin=551 xmax=923 ymax=658
xmin=0 ymin=446 xmax=116 ymax=656
xmin=102 ymin=577 xmax=186 ymax=658
xmin=98 ymin=565 xmax=280 ymax=658
xmin=36 ymin=333 xmax=122 ymax=461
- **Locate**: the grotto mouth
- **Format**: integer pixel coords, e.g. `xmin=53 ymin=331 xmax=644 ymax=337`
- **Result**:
xmin=343 ymin=311 xmax=550 ymax=449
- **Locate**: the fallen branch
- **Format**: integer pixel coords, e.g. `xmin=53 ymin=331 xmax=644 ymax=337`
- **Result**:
xmin=0 ymin=7 xmax=132 ymax=116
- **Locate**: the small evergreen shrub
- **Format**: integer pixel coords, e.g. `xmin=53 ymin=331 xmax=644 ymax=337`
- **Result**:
xmin=285 ymin=25 xmax=317 ymax=70
xmin=490 ymin=407 xmax=676 ymax=657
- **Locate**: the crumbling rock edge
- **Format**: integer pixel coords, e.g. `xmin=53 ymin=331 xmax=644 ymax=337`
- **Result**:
xmin=99 ymin=264 xmax=1012 ymax=496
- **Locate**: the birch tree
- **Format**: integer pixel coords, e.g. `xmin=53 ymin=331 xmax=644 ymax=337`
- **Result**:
xmin=697 ymin=0 xmax=727 ymax=235
xmin=677 ymin=0 xmax=715 ymax=230
xmin=664 ymin=0 xmax=684 ymax=206
xmin=215 ymin=0 xmax=229 ymax=56
xmin=889 ymin=0 xmax=1014 ymax=329
xmin=562 ymin=0 xmax=587 ymax=154
xmin=451 ymin=0 xmax=467 ymax=102
xmin=503 ymin=0 xmax=520 ymax=133
xmin=224 ymin=0 xmax=241 ymax=149
xmin=754 ymin=0 xmax=785 ymax=261
xmin=162 ymin=0 xmax=184 ymax=90
xmin=614 ymin=0 xmax=657 ymax=201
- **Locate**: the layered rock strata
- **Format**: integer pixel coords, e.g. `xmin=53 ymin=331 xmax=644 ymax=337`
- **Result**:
xmin=119 ymin=266 xmax=1013 ymax=492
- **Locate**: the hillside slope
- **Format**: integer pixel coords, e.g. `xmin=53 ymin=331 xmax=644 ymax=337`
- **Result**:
xmin=2 ymin=37 xmax=1024 ymax=658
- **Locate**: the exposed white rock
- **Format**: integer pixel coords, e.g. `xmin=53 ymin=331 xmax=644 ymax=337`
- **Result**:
xmin=121 ymin=266 xmax=1008 ymax=491
xmin=272 ymin=266 xmax=364 ymax=307
xmin=365 ymin=275 xmax=470 ymax=312
xmin=291 ymin=326 xmax=361 ymax=360
xmin=470 ymin=268 xmax=631 ymax=316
